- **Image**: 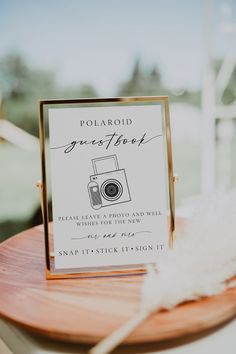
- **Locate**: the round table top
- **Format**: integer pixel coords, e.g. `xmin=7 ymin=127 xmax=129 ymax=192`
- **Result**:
xmin=0 ymin=221 xmax=236 ymax=345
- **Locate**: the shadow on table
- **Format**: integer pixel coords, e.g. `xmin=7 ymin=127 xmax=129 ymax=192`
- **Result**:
xmin=27 ymin=318 xmax=235 ymax=354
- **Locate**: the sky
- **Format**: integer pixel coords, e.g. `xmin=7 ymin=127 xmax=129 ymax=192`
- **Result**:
xmin=0 ymin=0 xmax=235 ymax=95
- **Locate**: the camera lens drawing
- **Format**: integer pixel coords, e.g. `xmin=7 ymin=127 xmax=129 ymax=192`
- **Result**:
xmin=87 ymin=155 xmax=131 ymax=210
xmin=101 ymin=179 xmax=123 ymax=201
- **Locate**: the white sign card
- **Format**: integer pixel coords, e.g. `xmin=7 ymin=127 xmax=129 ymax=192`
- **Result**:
xmin=39 ymin=97 xmax=175 ymax=278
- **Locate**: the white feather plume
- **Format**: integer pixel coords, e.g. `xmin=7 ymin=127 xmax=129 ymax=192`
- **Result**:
xmin=141 ymin=190 xmax=236 ymax=313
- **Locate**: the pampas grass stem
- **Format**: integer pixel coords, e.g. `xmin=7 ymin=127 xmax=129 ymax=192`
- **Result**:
xmin=88 ymin=308 xmax=150 ymax=354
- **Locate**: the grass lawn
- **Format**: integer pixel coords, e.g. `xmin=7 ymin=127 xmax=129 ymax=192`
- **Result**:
xmin=0 ymin=142 xmax=41 ymax=240
xmin=173 ymin=142 xmax=201 ymax=203
xmin=0 ymin=142 xmax=40 ymax=219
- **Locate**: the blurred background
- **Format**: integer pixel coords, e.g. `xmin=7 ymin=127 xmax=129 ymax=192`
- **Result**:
xmin=0 ymin=0 xmax=236 ymax=241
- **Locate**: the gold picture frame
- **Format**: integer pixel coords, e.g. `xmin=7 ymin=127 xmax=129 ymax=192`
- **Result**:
xmin=38 ymin=96 xmax=175 ymax=279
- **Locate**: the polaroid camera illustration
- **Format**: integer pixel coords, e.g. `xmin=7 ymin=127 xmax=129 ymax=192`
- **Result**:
xmin=88 ymin=155 xmax=131 ymax=210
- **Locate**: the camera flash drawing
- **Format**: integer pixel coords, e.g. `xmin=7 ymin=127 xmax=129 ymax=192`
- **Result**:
xmin=88 ymin=155 xmax=131 ymax=210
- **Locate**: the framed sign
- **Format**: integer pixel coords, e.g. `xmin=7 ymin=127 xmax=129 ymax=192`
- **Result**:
xmin=38 ymin=96 xmax=175 ymax=279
